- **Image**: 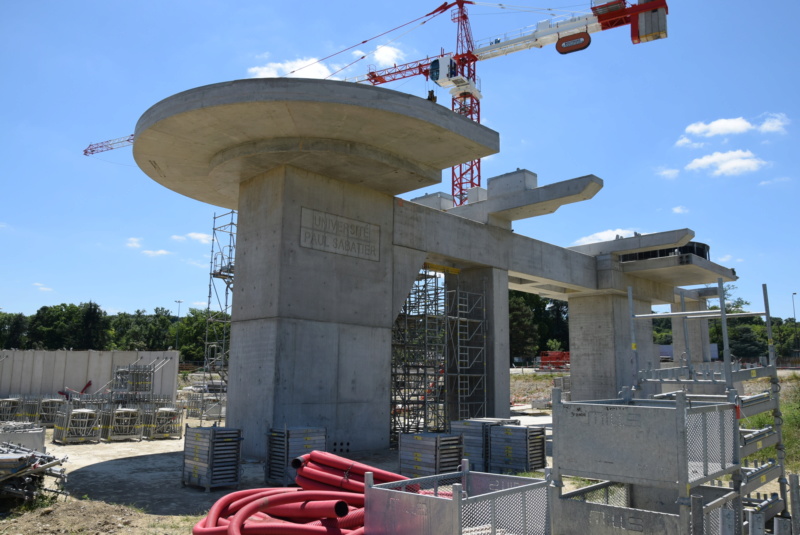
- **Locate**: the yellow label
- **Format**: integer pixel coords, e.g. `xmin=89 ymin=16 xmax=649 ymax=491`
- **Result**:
xmin=757 ymin=441 xmax=763 ymax=449
xmin=632 ymin=343 xmax=638 ymax=350
xmin=761 ymin=475 xmax=767 ymax=483
xmin=752 ymin=370 xmax=758 ymax=378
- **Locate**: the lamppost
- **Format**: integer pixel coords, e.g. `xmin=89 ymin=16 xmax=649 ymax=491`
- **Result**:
xmin=175 ymin=299 xmax=183 ymax=351
xmin=793 ymin=292 xmax=798 ymax=356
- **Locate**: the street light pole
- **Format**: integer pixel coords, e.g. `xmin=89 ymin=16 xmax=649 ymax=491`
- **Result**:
xmin=793 ymin=292 xmax=798 ymax=356
xmin=175 ymin=299 xmax=184 ymax=351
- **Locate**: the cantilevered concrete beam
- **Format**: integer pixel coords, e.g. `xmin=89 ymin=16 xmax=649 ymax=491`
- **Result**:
xmin=446 ymin=169 xmax=603 ymax=227
xmin=568 ymin=228 xmax=695 ymax=256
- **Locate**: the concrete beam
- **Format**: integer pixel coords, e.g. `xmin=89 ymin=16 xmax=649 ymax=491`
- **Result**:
xmin=568 ymin=228 xmax=695 ymax=256
xmin=447 ymin=171 xmax=603 ymax=226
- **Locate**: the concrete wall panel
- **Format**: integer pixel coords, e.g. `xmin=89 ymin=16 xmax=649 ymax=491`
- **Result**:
xmin=0 ymin=350 xmax=178 ymax=398
xmin=228 ymin=319 xmax=280 ymax=458
xmin=29 ymin=352 xmax=44 ymax=395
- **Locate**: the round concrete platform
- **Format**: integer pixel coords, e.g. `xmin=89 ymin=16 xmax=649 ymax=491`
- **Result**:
xmin=133 ymin=78 xmax=499 ymax=208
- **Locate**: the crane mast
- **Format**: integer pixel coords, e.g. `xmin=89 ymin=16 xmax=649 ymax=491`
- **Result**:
xmin=84 ymin=0 xmax=668 ymax=206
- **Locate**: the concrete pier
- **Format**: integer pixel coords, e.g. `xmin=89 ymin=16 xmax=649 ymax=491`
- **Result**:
xmin=134 ymin=78 xmax=736 ymax=457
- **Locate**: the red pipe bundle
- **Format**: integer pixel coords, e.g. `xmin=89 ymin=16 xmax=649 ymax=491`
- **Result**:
xmin=193 ymin=451 xmax=406 ymax=535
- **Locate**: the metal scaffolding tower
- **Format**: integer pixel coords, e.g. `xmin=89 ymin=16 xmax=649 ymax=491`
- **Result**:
xmin=391 ymin=268 xmax=447 ymax=445
xmin=204 ymin=211 xmax=236 ymax=388
xmin=391 ymin=264 xmax=488 ymax=445
xmin=446 ymin=288 xmax=487 ymax=421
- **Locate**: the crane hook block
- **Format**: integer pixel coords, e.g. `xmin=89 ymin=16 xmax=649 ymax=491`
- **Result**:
xmin=556 ymin=32 xmax=591 ymax=55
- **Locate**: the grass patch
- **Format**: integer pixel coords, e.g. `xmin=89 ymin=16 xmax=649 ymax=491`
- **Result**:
xmin=739 ymin=374 xmax=800 ymax=472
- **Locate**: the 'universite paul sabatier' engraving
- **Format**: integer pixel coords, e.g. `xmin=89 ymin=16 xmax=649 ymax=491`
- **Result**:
xmin=300 ymin=208 xmax=380 ymax=262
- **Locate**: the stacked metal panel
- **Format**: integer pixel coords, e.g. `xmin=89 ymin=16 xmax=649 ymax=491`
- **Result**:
xmin=489 ymin=424 xmax=546 ymax=474
xmin=52 ymin=406 xmax=101 ymax=444
xmin=38 ymin=398 xmax=65 ymax=427
xmin=0 ymin=399 xmax=20 ymax=421
xmin=398 ymin=432 xmax=463 ymax=478
xmin=100 ymin=407 xmax=142 ymax=441
xmin=265 ymin=427 xmax=326 ymax=485
xmin=183 ymin=426 xmax=242 ymax=491
xmin=143 ymin=407 xmax=183 ymax=439
xmin=449 ymin=418 xmax=519 ymax=472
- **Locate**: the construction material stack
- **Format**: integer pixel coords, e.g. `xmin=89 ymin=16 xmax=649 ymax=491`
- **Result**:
xmin=100 ymin=406 xmax=142 ymax=442
xmin=449 ymin=417 xmax=519 ymax=471
xmin=398 ymin=432 xmax=462 ymax=478
xmin=182 ymin=425 xmax=242 ymax=492
xmin=489 ymin=424 xmax=546 ymax=473
xmin=52 ymin=405 xmax=101 ymax=444
xmin=265 ymin=426 xmax=326 ymax=485
xmin=0 ymin=442 xmax=67 ymax=501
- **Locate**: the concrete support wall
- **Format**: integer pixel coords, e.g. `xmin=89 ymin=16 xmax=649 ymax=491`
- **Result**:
xmin=0 ymin=350 xmax=178 ymax=399
xmin=569 ymin=295 xmax=656 ymax=400
xmin=228 ymin=166 xmax=416 ymax=458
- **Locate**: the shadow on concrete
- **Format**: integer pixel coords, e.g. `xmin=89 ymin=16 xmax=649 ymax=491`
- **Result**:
xmin=66 ymin=451 xmax=266 ymax=516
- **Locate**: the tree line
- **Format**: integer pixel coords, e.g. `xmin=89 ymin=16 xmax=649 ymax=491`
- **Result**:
xmin=0 ymin=302 xmax=215 ymax=363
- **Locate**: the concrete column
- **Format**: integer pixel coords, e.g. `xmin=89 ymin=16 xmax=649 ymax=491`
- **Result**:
xmin=228 ymin=166 xmax=401 ymax=458
xmin=569 ymin=294 xmax=656 ymax=400
xmin=671 ymin=299 xmax=710 ymax=364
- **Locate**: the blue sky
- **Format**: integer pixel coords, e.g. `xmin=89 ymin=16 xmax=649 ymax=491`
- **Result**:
xmin=1 ymin=1 xmax=798 ymax=320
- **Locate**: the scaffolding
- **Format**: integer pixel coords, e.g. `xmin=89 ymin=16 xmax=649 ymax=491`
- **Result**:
xmin=391 ymin=264 xmax=488 ymax=446
xmin=446 ymin=288 xmax=487 ymax=421
xmin=201 ymin=210 xmax=236 ymax=421
xmin=391 ymin=268 xmax=447 ymax=445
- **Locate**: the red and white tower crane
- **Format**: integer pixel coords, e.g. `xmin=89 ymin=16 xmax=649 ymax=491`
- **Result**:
xmin=84 ymin=0 xmax=668 ymax=206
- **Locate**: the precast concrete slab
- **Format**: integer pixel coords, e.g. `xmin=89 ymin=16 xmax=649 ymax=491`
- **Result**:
xmin=133 ymin=78 xmax=500 ymax=207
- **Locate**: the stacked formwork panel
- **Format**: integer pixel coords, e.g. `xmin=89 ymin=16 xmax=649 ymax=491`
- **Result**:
xmin=183 ymin=426 xmax=242 ymax=492
xmin=38 ymin=398 xmax=65 ymax=427
xmin=398 ymin=432 xmax=463 ymax=478
xmin=0 ymin=399 xmax=20 ymax=421
xmin=450 ymin=418 xmax=519 ymax=472
xmin=265 ymin=427 xmax=326 ymax=486
xmin=489 ymin=424 xmax=546 ymax=474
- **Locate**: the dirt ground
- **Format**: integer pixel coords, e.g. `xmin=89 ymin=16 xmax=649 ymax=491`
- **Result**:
xmin=0 ymin=418 xmax=400 ymax=535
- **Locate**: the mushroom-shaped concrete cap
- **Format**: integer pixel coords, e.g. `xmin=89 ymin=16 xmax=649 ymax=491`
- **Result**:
xmin=133 ymin=78 xmax=500 ymax=208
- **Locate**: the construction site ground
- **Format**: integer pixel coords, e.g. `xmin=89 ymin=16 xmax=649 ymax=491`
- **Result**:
xmin=0 ymin=371 xmax=793 ymax=534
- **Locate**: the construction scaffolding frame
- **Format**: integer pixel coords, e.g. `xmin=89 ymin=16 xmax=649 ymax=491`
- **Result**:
xmin=201 ymin=210 xmax=236 ymax=421
xmin=391 ymin=264 xmax=488 ymax=446
xmin=446 ymin=287 xmax=487 ymax=421
xmin=391 ymin=267 xmax=448 ymax=445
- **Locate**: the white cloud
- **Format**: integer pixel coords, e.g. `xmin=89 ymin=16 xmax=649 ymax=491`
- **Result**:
xmin=675 ymin=136 xmax=704 ymax=149
xmin=354 ymin=45 xmax=405 ymax=69
xmin=187 ymin=232 xmax=213 ymax=244
xmin=0 ymin=222 xmax=7 ymax=229
xmin=33 ymin=282 xmax=53 ymax=292
xmin=193 ymin=301 xmax=207 ymax=308
xmin=685 ymin=150 xmax=767 ymax=176
xmin=142 ymin=250 xmax=172 ymax=257
xmin=171 ymin=235 xmax=187 ymax=241
xmin=573 ymin=229 xmax=636 ymax=246
xmin=758 ymin=112 xmax=790 ymax=134
xmin=126 ymin=237 xmax=142 ymax=248
xmin=717 ymin=254 xmax=732 ymax=262
xmin=759 ymin=176 xmax=790 ymax=186
xmin=248 ymin=57 xmax=334 ymax=79
xmin=672 ymin=206 xmax=689 ymax=214
xmin=685 ymin=117 xmax=754 ymax=137
xmin=657 ymin=167 xmax=680 ymax=179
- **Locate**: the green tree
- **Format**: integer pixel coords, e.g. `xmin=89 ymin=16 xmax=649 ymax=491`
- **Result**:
xmin=508 ymin=294 xmax=538 ymax=363
xmin=0 ymin=312 xmax=28 ymax=349
xmin=174 ymin=308 xmax=216 ymax=363
xmin=27 ymin=304 xmax=82 ymax=349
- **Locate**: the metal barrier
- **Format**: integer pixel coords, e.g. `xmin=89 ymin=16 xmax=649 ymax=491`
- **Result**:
xmin=366 ymin=464 xmax=550 ymax=535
